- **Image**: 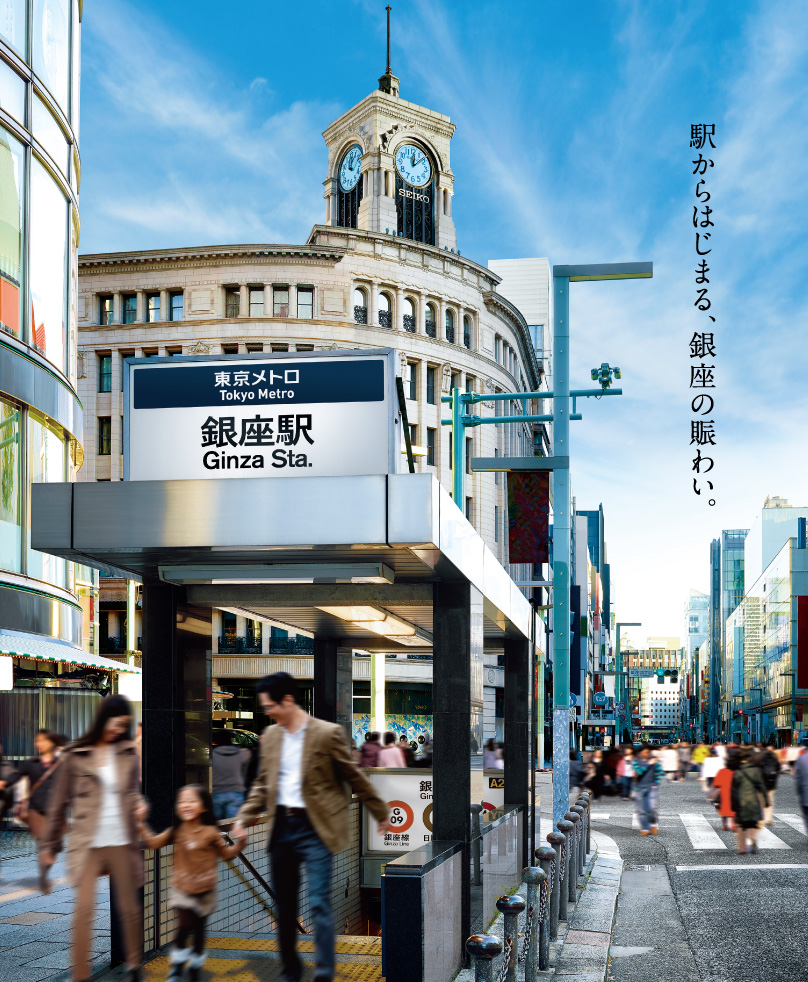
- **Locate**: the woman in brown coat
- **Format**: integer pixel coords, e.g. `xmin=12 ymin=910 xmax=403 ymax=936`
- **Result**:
xmin=42 ymin=695 xmax=145 ymax=982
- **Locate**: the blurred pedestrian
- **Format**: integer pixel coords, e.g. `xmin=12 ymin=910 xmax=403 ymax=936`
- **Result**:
xmin=211 ymin=729 xmax=250 ymax=821
xmin=378 ymin=732 xmax=406 ymax=767
xmin=617 ymin=747 xmax=634 ymax=800
xmin=569 ymin=750 xmax=584 ymax=792
xmin=484 ymin=738 xmax=503 ymax=769
xmin=138 ymin=785 xmax=245 ymax=981
xmin=731 ymin=748 xmax=768 ymax=855
xmin=757 ymin=742 xmax=781 ymax=825
xmin=631 ymin=744 xmax=663 ymax=835
xmin=793 ymin=743 xmax=808 ymax=836
xmin=415 ymin=734 xmax=433 ymax=767
xmin=12 ymin=729 xmax=64 ymax=893
xmin=397 ymin=734 xmax=415 ymax=767
xmin=42 ymin=694 xmax=145 ymax=982
xmin=232 ymin=673 xmax=389 ymax=982
xmin=700 ymin=748 xmax=722 ymax=789
xmin=0 ymin=740 xmax=19 ymax=882
xmin=585 ymin=749 xmax=605 ymax=799
xmin=711 ymin=748 xmax=738 ymax=830
xmin=659 ymin=744 xmax=678 ymax=781
xmin=677 ymin=742 xmax=692 ymax=781
xmin=359 ymin=731 xmax=382 ymax=767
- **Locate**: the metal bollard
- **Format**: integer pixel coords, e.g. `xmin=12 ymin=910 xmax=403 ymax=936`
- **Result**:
xmin=543 ymin=834 xmax=564 ymax=942
xmin=576 ymin=796 xmax=591 ymax=862
xmin=496 ymin=894 xmax=526 ymax=982
xmin=534 ymin=845 xmax=556 ymax=970
xmin=466 ymin=934 xmax=503 ymax=982
xmin=564 ymin=812 xmax=581 ymax=901
xmin=555 ymin=820 xmax=573 ymax=921
xmin=578 ymin=790 xmax=592 ymax=857
xmin=521 ymin=866 xmax=546 ymax=981
xmin=470 ymin=804 xmax=483 ymax=887
xmin=570 ymin=805 xmax=585 ymax=878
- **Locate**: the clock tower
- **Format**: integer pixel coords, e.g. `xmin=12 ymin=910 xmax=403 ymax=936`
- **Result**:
xmin=322 ymin=28 xmax=457 ymax=251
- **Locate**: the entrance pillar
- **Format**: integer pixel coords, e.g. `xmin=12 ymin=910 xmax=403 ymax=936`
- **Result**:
xmin=313 ymin=638 xmax=352 ymax=736
xmin=141 ymin=584 xmax=212 ymax=829
xmin=432 ymin=581 xmax=484 ymax=943
xmin=504 ymin=636 xmax=530 ymax=864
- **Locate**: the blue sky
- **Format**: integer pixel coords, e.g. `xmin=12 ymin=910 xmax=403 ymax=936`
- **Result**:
xmin=78 ymin=0 xmax=808 ymax=641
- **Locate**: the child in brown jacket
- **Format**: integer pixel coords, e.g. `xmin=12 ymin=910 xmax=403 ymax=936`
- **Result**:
xmin=139 ymin=785 xmax=245 ymax=981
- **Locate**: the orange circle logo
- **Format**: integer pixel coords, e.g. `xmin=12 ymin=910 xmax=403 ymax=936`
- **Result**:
xmin=387 ymin=800 xmax=414 ymax=832
xmin=423 ymin=803 xmax=433 ymax=832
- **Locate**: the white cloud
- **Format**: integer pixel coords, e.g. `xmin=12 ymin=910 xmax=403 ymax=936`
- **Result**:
xmin=79 ymin=0 xmax=339 ymax=250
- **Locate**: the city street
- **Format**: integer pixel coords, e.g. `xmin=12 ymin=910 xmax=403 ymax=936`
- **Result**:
xmin=594 ymin=772 xmax=807 ymax=982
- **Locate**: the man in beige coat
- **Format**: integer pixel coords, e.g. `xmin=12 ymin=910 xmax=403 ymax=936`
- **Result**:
xmin=233 ymin=672 xmax=389 ymax=982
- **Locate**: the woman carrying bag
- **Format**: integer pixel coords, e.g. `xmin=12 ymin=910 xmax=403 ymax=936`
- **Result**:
xmin=42 ymin=695 xmax=146 ymax=982
xmin=12 ymin=730 xmax=64 ymax=893
xmin=730 ymin=748 xmax=769 ymax=855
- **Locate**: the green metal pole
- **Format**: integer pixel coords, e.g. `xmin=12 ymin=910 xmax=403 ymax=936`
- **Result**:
xmin=552 ymin=275 xmax=570 ymax=829
xmin=451 ymin=386 xmax=465 ymax=505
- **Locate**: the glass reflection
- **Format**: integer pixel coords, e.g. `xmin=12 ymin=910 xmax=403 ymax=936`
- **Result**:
xmin=30 ymin=158 xmax=68 ymax=371
xmin=33 ymin=0 xmax=69 ymax=111
xmin=70 ymin=0 xmax=78 ymax=131
xmin=33 ymin=92 xmax=69 ymax=174
xmin=28 ymin=411 xmax=66 ymax=587
xmin=0 ymin=126 xmax=23 ymax=339
xmin=0 ymin=59 xmax=26 ymax=123
xmin=0 ymin=0 xmax=26 ymax=57
xmin=0 ymin=396 xmax=20 ymax=572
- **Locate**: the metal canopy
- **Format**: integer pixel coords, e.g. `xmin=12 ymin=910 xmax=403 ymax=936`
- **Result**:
xmin=32 ymin=473 xmax=542 ymax=649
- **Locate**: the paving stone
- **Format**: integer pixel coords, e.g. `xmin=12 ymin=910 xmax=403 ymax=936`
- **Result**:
xmin=565 ymin=929 xmax=611 ymax=947
xmin=0 ymin=912 xmax=64 ymax=925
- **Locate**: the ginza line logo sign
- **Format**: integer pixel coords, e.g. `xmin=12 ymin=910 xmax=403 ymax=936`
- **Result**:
xmin=127 ymin=355 xmax=390 ymax=481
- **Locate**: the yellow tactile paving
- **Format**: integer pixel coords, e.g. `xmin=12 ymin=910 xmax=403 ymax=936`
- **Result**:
xmin=141 ymin=957 xmax=384 ymax=982
xmin=208 ymin=937 xmax=382 ymax=955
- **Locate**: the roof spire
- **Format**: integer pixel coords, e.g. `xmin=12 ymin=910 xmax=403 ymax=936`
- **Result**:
xmin=378 ymin=5 xmax=399 ymax=97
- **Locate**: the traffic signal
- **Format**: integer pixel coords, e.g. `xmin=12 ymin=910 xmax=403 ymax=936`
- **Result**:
xmin=670 ymin=670 xmax=679 ymax=683
xmin=656 ymin=668 xmax=665 ymax=684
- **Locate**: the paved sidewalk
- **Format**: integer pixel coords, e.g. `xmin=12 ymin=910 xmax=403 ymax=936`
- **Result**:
xmin=0 ymin=838 xmax=111 ymax=982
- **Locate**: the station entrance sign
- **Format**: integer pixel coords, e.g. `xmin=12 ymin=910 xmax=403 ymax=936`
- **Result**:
xmin=124 ymin=349 xmax=399 ymax=481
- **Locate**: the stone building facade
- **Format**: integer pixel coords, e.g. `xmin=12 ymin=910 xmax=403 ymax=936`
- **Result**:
xmin=75 ymin=73 xmax=548 ymax=738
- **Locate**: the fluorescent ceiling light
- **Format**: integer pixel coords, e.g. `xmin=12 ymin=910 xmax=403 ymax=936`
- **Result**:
xmin=317 ymin=605 xmax=432 ymax=646
xmin=159 ymin=564 xmax=394 ymax=586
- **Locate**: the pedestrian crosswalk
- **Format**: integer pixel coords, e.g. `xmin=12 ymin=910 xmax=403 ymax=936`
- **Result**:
xmin=588 ymin=811 xmax=806 ymax=851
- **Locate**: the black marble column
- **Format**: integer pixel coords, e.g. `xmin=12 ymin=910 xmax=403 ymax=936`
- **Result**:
xmin=141 ymin=584 xmax=212 ymax=829
xmin=432 ymin=581 xmax=484 ymax=947
xmin=313 ymin=639 xmax=353 ymax=734
xmin=504 ymin=635 xmax=530 ymax=867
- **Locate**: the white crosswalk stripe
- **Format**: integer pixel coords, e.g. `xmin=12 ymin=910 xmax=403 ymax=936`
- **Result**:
xmin=679 ymin=812 xmax=726 ymax=850
xmin=755 ymin=825 xmax=791 ymax=849
xmin=776 ymin=813 xmax=808 ymax=836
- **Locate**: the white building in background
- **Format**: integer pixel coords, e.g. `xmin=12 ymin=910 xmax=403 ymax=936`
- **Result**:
xmin=684 ymin=589 xmax=709 ymax=670
xmin=743 ymin=496 xmax=808 ymax=584
xmin=75 ymin=63 xmax=549 ymax=744
xmin=640 ymin=676 xmax=681 ymax=733
xmin=487 ymin=259 xmax=551 ymax=381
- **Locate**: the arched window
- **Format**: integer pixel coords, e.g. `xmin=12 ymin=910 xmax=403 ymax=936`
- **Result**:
xmin=463 ymin=314 xmax=472 ymax=349
xmin=336 ymin=144 xmax=363 ymax=229
xmin=425 ymin=303 xmax=437 ymax=338
xmin=395 ymin=142 xmax=435 ymax=246
xmin=353 ymin=287 xmax=368 ymax=324
xmin=403 ymin=297 xmax=416 ymax=333
xmin=378 ymin=292 xmax=392 ymax=329
xmin=445 ymin=308 xmax=455 ymax=343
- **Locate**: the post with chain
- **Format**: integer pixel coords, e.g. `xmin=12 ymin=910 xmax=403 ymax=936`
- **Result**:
xmin=570 ymin=805 xmax=585 ymax=878
xmin=564 ymin=812 xmax=581 ymax=902
xmin=543 ymin=833 xmax=563 ymax=941
xmin=534 ymin=845 xmax=556 ymax=970
xmin=470 ymin=804 xmax=483 ymax=886
xmin=521 ymin=867 xmax=546 ymax=980
xmin=496 ymin=895 xmax=525 ymax=982
xmin=554 ymin=821 xmax=573 ymax=922
xmin=576 ymin=795 xmax=591 ymax=863
xmin=466 ymin=935 xmax=502 ymax=982
xmin=581 ymin=790 xmax=593 ymax=856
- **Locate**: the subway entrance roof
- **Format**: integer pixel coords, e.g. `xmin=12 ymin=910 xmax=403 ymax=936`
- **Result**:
xmin=33 ymin=473 xmax=541 ymax=650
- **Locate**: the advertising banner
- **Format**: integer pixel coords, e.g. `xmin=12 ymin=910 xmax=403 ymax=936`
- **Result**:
xmin=124 ymin=349 xmax=398 ymax=481
xmin=506 ymin=471 xmax=550 ymax=563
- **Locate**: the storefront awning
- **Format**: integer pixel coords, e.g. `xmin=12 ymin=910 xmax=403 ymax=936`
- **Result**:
xmin=0 ymin=632 xmax=142 ymax=673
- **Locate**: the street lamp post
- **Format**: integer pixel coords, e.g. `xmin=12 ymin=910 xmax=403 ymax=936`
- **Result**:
xmin=550 ymin=263 xmax=652 ymax=827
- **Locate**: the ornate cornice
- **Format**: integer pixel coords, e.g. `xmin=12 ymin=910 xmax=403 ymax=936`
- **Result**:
xmin=79 ymin=243 xmax=344 ymax=271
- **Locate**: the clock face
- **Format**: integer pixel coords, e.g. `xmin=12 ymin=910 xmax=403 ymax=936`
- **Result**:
xmin=395 ymin=144 xmax=432 ymax=187
xmin=339 ymin=145 xmax=362 ymax=192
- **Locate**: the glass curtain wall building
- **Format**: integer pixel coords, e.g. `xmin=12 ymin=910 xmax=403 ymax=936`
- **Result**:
xmin=0 ymin=2 xmax=88 ymax=672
